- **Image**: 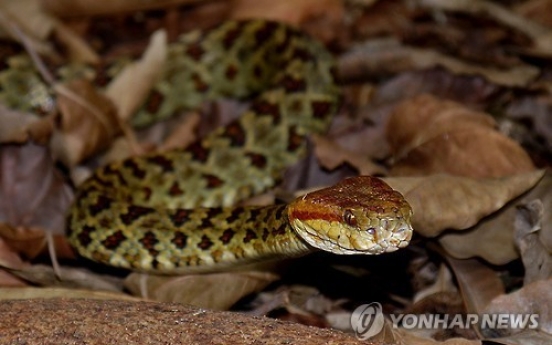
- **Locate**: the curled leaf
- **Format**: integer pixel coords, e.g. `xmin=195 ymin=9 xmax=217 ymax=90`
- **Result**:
xmin=105 ymin=29 xmax=167 ymax=123
xmin=438 ymin=170 xmax=550 ymax=265
xmin=51 ymin=79 xmax=120 ymax=166
xmin=312 ymin=134 xmax=386 ymax=176
xmin=385 ymin=170 xmax=545 ymax=237
xmin=387 ymin=94 xmax=535 ymax=178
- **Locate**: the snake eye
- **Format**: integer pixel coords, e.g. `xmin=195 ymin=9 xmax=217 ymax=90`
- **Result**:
xmin=343 ymin=209 xmax=357 ymax=227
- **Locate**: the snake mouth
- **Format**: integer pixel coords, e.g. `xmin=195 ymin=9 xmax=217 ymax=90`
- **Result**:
xmin=291 ymin=217 xmax=413 ymax=255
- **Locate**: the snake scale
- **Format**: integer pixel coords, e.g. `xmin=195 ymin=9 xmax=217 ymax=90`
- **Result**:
xmin=25 ymin=20 xmax=412 ymax=274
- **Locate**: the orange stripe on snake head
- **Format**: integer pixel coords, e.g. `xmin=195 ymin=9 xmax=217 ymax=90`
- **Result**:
xmin=287 ymin=176 xmax=411 ymax=224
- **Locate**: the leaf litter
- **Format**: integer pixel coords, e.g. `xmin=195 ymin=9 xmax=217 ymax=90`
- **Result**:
xmin=1 ymin=0 xmax=552 ymax=344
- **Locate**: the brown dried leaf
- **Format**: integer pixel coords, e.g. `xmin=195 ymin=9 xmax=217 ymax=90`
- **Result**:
xmin=6 ymin=264 xmax=124 ymax=292
xmin=515 ymin=0 xmax=552 ymax=28
xmin=483 ymin=279 xmax=552 ymax=336
xmin=505 ymin=95 xmax=552 ymax=153
xmin=159 ymin=111 xmax=200 ymax=151
xmin=438 ymin=170 xmax=551 ymax=265
xmin=491 ymin=331 xmax=552 ymax=345
xmin=514 ymin=200 xmax=552 ymax=285
xmin=371 ymin=69 xmax=500 ymax=110
xmin=0 ymin=287 xmax=139 ymax=301
xmin=312 ymin=134 xmax=386 ymax=175
xmin=230 ymin=0 xmax=343 ymax=27
xmin=438 ymin=210 xmax=519 ymax=265
xmin=0 ymin=104 xmax=52 ymax=144
xmin=43 ymin=0 xmax=204 ymax=17
xmin=0 ymin=0 xmax=57 ymax=56
xmin=420 ymin=0 xmax=552 ymax=53
xmin=445 ymin=258 xmax=504 ymax=318
xmin=0 ymin=225 xmax=47 ymax=261
xmin=412 ymin=265 xmax=457 ymax=303
xmin=387 ymin=95 xmax=535 ymax=178
xmin=51 ymin=79 xmax=120 ymax=166
xmin=338 ymin=39 xmax=539 ymax=87
xmin=0 ymin=142 xmax=73 ymax=235
xmin=0 ymin=269 xmax=26 ymax=287
xmin=105 ymin=29 xmax=167 ymax=122
xmin=52 ymin=20 xmax=99 ymax=64
xmin=0 ymin=236 xmax=28 ymax=271
xmin=0 ymin=143 xmax=73 ymax=267
xmin=124 ymin=271 xmax=279 ymax=310
xmin=384 ymin=170 xmax=545 ymax=237
xmin=394 ymin=329 xmax=481 ymax=345
xmin=250 ymin=284 xmax=340 ymax=320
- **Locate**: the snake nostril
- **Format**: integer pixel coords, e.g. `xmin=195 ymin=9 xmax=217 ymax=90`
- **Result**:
xmin=366 ymin=228 xmax=375 ymax=236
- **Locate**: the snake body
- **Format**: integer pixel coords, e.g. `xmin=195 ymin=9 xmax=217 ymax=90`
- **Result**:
xmin=60 ymin=20 xmax=412 ymax=274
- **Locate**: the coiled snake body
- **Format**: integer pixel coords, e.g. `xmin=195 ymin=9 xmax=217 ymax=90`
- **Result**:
xmin=65 ymin=20 xmax=413 ymax=274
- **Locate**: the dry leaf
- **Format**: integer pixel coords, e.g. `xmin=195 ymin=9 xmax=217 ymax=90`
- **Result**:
xmin=384 ymin=170 xmax=544 ymax=237
xmin=230 ymin=0 xmax=343 ymax=27
xmin=0 ymin=142 xmax=73 ymax=236
xmin=369 ymin=318 xmax=481 ymax=344
xmin=5 ymin=264 xmax=125 ymax=292
xmin=370 ymin=69 xmax=500 ymax=110
xmin=124 ymin=271 xmax=279 ymax=310
xmin=0 ymin=237 xmax=28 ymax=271
xmin=419 ymin=0 xmax=552 ymax=53
xmin=0 ymin=225 xmax=47 ymax=261
xmin=0 ymin=286 xmax=139 ymax=301
xmin=0 ymin=269 xmax=26 ymax=287
xmin=445 ymin=258 xmax=504 ymax=320
xmin=505 ymin=95 xmax=552 ymax=154
xmin=489 ymin=330 xmax=552 ymax=344
xmin=386 ymin=95 xmax=496 ymax=159
xmin=0 ymin=0 xmax=57 ymax=56
xmin=52 ymin=20 xmax=99 ymax=64
xmin=413 ymin=264 xmax=457 ymax=303
xmin=514 ymin=200 xmax=552 ymax=285
xmin=338 ymin=39 xmax=539 ymax=87
xmin=438 ymin=211 xmax=520 ymax=265
xmin=394 ymin=329 xmax=481 ymax=345
xmin=515 ymin=0 xmax=552 ymax=28
xmin=0 ymin=142 xmax=74 ymax=279
xmin=43 ymin=0 xmax=203 ymax=17
xmin=250 ymin=284 xmax=340 ymax=321
xmin=438 ymin=170 xmax=550 ymax=265
xmin=312 ymin=134 xmax=386 ymax=175
xmin=387 ymin=95 xmax=535 ymax=178
xmin=483 ymin=279 xmax=552 ymax=336
xmin=159 ymin=111 xmax=200 ymax=151
xmin=105 ymin=29 xmax=167 ymax=123
xmin=51 ymin=79 xmax=120 ymax=166
xmin=0 ymin=104 xmax=52 ymax=144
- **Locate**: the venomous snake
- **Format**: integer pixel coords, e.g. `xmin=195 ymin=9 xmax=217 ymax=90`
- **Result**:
xmin=24 ymin=20 xmax=412 ymax=274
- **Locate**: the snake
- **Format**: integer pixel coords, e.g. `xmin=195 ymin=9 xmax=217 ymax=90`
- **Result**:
xmin=2 ymin=20 xmax=414 ymax=274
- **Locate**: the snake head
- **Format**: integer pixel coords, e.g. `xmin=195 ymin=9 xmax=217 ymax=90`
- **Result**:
xmin=288 ymin=176 xmax=413 ymax=255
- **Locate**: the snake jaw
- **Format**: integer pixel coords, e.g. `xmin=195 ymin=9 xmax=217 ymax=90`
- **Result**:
xmin=290 ymin=214 xmax=413 ymax=255
xmin=288 ymin=176 xmax=414 ymax=255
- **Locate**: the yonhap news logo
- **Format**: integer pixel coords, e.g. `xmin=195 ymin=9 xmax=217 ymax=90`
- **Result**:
xmin=350 ymin=303 xmax=539 ymax=340
xmin=350 ymin=302 xmax=385 ymax=340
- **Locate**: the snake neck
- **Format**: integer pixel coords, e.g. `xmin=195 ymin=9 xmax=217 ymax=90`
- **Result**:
xmin=69 ymin=199 xmax=313 ymax=274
